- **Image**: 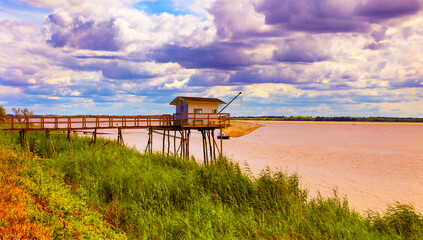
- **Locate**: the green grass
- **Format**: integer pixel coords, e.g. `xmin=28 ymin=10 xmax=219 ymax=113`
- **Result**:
xmin=1 ymin=128 xmax=422 ymax=239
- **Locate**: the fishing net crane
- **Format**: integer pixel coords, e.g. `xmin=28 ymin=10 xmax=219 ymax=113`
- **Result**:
xmin=219 ymin=92 xmax=263 ymax=138
xmin=219 ymin=92 xmax=242 ymax=113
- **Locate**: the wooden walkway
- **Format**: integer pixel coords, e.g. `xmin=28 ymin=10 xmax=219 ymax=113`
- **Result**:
xmin=0 ymin=113 xmax=230 ymax=131
xmin=0 ymin=113 xmax=230 ymax=164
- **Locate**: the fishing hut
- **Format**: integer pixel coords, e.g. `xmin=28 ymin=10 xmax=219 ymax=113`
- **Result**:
xmin=0 ymin=94 xmax=249 ymax=165
xmin=167 ymin=96 xmax=228 ymax=163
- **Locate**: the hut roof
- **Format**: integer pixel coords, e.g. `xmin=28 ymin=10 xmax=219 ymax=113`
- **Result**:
xmin=169 ymin=96 xmax=226 ymax=105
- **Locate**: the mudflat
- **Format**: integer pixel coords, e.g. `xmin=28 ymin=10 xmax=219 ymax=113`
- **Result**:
xmin=218 ymin=121 xmax=423 ymax=213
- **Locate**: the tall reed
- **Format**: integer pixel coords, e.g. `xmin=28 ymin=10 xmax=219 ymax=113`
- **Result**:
xmin=1 ymin=128 xmax=422 ymax=239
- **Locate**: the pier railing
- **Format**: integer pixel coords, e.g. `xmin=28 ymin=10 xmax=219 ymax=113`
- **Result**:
xmin=172 ymin=113 xmax=230 ymax=128
xmin=0 ymin=113 xmax=230 ymax=131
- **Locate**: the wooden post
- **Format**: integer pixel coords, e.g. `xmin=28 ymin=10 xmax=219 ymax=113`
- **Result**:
xmin=207 ymin=130 xmax=213 ymax=162
xmin=91 ymin=128 xmax=97 ymax=144
xmin=201 ymin=130 xmax=206 ymax=164
xmin=176 ymin=131 xmax=182 ymax=156
xmin=212 ymin=130 xmax=222 ymax=156
xmin=181 ymin=129 xmax=184 ymax=157
xmin=211 ymin=129 xmax=216 ymax=160
xmin=162 ymin=130 xmax=165 ymax=155
xmin=173 ymin=129 xmax=176 ymax=155
xmin=220 ymin=127 xmax=223 ymax=158
xmin=186 ymin=129 xmax=190 ymax=158
xmin=117 ymin=128 xmax=123 ymax=145
xmin=46 ymin=130 xmax=55 ymax=153
xmin=146 ymin=128 xmax=152 ymax=154
xmin=67 ymin=128 xmax=72 ymax=143
xmin=145 ymin=129 xmax=149 ymax=153
xmin=167 ymin=130 xmax=170 ymax=156
xmin=19 ymin=130 xmax=26 ymax=147
xmin=150 ymin=128 xmax=153 ymax=153
xmin=201 ymin=130 xmax=209 ymax=165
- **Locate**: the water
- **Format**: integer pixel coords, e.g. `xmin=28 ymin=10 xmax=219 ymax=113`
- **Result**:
xmin=97 ymin=121 xmax=423 ymax=213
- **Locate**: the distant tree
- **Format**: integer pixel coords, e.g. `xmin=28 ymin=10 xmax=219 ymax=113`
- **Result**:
xmin=22 ymin=108 xmax=33 ymax=118
xmin=0 ymin=105 xmax=6 ymax=118
xmin=0 ymin=106 xmax=7 ymax=122
xmin=12 ymin=107 xmax=33 ymax=122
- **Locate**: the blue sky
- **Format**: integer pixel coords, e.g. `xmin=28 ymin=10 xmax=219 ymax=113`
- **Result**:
xmin=1 ymin=0 xmax=423 ymax=117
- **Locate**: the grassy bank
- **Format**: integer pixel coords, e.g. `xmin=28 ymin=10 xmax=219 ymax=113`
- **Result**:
xmin=0 ymin=129 xmax=422 ymax=239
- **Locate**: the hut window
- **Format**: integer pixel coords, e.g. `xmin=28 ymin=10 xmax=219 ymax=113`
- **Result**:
xmin=194 ymin=109 xmax=202 ymax=114
xmin=212 ymin=109 xmax=217 ymax=113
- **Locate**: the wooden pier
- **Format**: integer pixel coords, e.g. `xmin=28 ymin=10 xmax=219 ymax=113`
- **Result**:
xmin=0 ymin=113 xmax=230 ymax=164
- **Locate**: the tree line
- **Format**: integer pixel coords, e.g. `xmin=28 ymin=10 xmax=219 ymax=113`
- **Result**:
xmin=233 ymin=115 xmax=423 ymax=123
xmin=0 ymin=106 xmax=34 ymax=121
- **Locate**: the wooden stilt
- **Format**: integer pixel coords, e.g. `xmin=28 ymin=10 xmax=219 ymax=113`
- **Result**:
xmin=202 ymin=130 xmax=209 ymax=165
xmin=184 ymin=129 xmax=189 ymax=158
xmin=177 ymin=138 xmax=181 ymax=156
xmin=205 ymin=130 xmax=209 ymax=164
xmin=67 ymin=128 xmax=72 ymax=144
xmin=220 ymin=127 xmax=223 ymax=158
xmin=167 ymin=130 xmax=170 ymax=156
xmin=45 ymin=130 xmax=55 ymax=153
xmin=145 ymin=128 xmax=151 ymax=153
xmin=91 ymin=128 xmax=97 ymax=144
xmin=186 ymin=129 xmax=190 ymax=158
xmin=173 ymin=129 xmax=176 ymax=155
xmin=212 ymin=130 xmax=221 ymax=155
xmin=201 ymin=130 xmax=206 ymax=164
xmin=162 ymin=130 xmax=165 ymax=155
xmin=184 ymin=130 xmax=187 ymax=158
xmin=19 ymin=130 xmax=26 ymax=147
xmin=207 ymin=130 xmax=213 ymax=162
xmin=117 ymin=128 xmax=124 ymax=145
xmin=211 ymin=130 xmax=216 ymax=160
xmin=150 ymin=128 xmax=153 ymax=154
xmin=180 ymin=129 xmax=184 ymax=157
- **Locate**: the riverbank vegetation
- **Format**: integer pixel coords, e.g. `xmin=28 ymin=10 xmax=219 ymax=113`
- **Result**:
xmin=1 ymin=127 xmax=422 ymax=239
xmin=233 ymin=116 xmax=423 ymax=123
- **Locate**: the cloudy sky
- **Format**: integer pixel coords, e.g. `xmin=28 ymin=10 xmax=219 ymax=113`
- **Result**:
xmin=1 ymin=0 xmax=423 ymax=117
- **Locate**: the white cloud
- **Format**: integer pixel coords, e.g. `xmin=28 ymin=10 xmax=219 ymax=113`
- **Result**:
xmin=162 ymin=78 xmax=189 ymax=89
xmin=210 ymin=0 xmax=270 ymax=39
xmin=70 ymin=91 xmax=81 ymax=96
xmin=243 ymin=83 xmax=300 ymax=98
xmin=0 ymin=86 xmax=22 ymax=95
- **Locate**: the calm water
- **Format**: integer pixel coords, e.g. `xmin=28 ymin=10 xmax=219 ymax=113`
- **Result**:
xmin=98 ymin=121 xmax=423 ymax=213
